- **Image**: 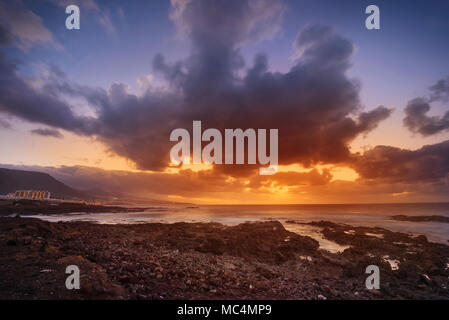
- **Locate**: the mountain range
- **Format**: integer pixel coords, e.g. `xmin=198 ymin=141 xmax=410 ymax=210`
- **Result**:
xmin=0 ymin=168 xmax=85 ymax=199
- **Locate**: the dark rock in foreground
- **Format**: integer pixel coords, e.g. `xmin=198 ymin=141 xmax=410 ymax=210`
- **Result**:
xmin=166 ymin=221 xmax=319 ymax=264
xmin=0 ymin=218 xmax=448 ymax=300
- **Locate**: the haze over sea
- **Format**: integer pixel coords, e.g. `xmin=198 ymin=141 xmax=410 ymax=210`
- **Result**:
xmin=22 ymin=203 xmax=449 ymax=247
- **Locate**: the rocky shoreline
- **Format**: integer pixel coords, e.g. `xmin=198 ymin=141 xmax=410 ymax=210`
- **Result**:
xmin=0 ymin=217 xmax=448 ymax=300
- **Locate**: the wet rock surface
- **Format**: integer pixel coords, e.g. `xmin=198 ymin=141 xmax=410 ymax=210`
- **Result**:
xmin=0 ymin=217 xmax=448 ymax=299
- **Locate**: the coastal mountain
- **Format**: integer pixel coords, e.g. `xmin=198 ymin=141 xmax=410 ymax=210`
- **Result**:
xmin=0 ymin=168 xmax=85 ymax=199
xmin=0 ymin=167 xmax=188 ymax=204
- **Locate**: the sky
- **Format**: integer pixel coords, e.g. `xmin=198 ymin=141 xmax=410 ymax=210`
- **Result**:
xmin=1 ymin=0 xmax=449 ymax=204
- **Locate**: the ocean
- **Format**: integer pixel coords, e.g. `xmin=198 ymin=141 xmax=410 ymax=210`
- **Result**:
xmin=21 ymin=203 xmax=449 ymax=251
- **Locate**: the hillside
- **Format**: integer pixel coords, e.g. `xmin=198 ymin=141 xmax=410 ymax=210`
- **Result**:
xmin=0 ymin=168 xmax=84 ymax=199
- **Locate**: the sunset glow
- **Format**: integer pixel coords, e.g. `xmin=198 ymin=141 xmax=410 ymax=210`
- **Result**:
xmin=1 ymin=0 xmax=448 ymax=204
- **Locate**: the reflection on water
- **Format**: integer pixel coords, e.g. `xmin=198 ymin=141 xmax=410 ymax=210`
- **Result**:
xmin=21 ymin=203 xmax=449 ymax=245
xmin=283 ymin=223 xmax=350 ymax=253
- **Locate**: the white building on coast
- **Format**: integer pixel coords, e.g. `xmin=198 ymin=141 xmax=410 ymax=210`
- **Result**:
xmin=3 ymin=190 xmax=51 ymax=200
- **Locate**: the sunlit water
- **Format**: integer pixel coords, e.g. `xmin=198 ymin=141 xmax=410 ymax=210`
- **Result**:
xmin=19 ymin=203 xmax=449 ymax=251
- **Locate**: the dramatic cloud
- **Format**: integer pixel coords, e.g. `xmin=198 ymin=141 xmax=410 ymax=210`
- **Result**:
xmin=147 ymin=17 xmax=390 ymax=172
xmin=30 ymin=128 xmax=63 ymax=138
xmin=350 ymin=140 xmax=449 ymax=184
xmin=96 ymin=16 xmax=390 ymax=173
xmin=403 ymin=77 xmax=449 ymax=136
xmin=404 ymin=98 xmax=449 ymax=136
xmin=0 ymin=52 xmax=98 ymax=135
xmin=1 ymin=0 xmax=448 ymax=203
xmin=0 ymin=0 xmax=392 ymax=176
xmin=0 ymin=0 xmax=59 ymax=50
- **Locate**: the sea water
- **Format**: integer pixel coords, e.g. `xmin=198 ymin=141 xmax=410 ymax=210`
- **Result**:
xmin=21 ymin=203 xmax=449 ymax=249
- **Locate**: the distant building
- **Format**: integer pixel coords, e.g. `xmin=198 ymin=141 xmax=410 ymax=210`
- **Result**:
xmin=12 ymin=190 xmax=51 ymax=200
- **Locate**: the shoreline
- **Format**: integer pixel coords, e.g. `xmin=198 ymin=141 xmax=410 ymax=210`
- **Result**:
xmin=1 ymin=217 xmax=448 ymax=300
xmin=0 ymin=199 xmax=159 ymax=216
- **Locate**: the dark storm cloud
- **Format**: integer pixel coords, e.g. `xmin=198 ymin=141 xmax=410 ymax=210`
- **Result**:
xmin=0 ymin=52 xmax=98 ymax=135
xmin=403 ymin=77 xmax=449 ymax=136
xmin=403 ymin=98 xmax=449 ymax=136
xmin=350 ymin=140 xmax=449 ymax=183
xmin=30 ymin=128 xmax=63 ymax=138
xmin=0 ymin=0 xmax=392 ymax=174
xmin=96 ymin=10 xmax=391 ymax=172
